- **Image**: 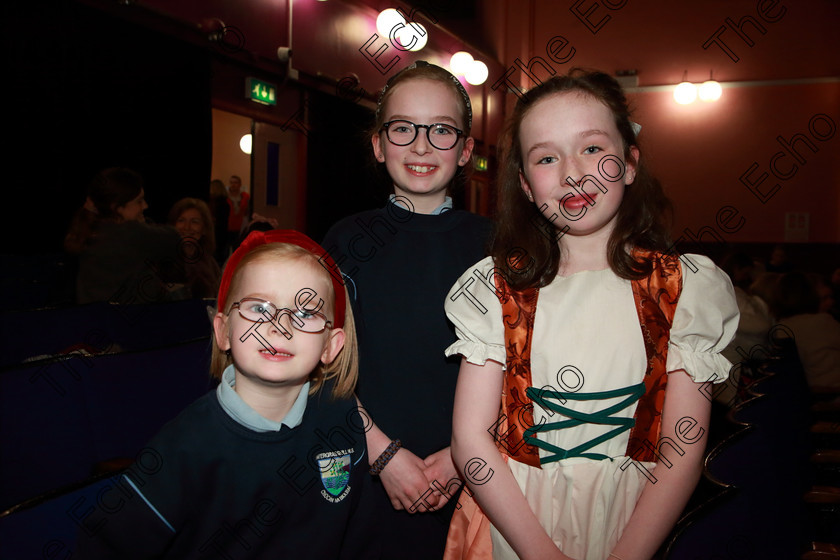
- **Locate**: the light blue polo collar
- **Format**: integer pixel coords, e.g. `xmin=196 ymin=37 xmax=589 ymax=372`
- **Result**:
xmin=216 ymin=365 xmax=309 ymax=432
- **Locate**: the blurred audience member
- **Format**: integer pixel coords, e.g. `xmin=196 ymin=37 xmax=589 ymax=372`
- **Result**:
xmin=234 ymin=213 xmax=280 ymax=250
xmin=811 ymin=273 xmax=835 ymax=313
xmin=749 ymin=272 xmax=782 ymax=319
xmin=765 ymin=244 xmax=794 ymax=273
xmin=65 ymin=168 xmax=184 ymax=304
xmin=209 ymin=179 xmax=230 ymax=264
xmin=168 ymin=198 xmax=222 ymax=299
xmin=225 ymin=175 xmax=249 ymax=249
xmin=65 ymin=168 xmax=147 ymax=254
xmin=823 ymin=268 xmax=840 ymax=322
xmin=718 ymin=253 xmax=774 ymax=405
xmin=774 ymin=272 xmax=840 ymax=391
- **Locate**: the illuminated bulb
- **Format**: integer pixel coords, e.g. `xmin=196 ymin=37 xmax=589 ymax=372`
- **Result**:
xmin=240 ymin=134 xmax=252 ymax=155
xmin=699 ymin=80 xmax=722 ymax=101
xmin=376 ymin=8 xmax=405 ymax=38
xmin=465 ymin=60 xmax=488 ymax=85
xmin=673 ymin=82 xmax=697 ymax=104
xmin=450 ymin=51 xmax=474 ymax=75
xmin=393 ymin=22 xmax=427 ymax=51
xmin=409 ymin=23 xmax=428 ymax=51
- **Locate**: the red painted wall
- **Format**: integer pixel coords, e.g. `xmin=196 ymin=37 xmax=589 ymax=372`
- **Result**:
xmin=484 ymin=0 xmax=840 ymax=242
xmin=633 ymin=82 xmax=839 ymax=244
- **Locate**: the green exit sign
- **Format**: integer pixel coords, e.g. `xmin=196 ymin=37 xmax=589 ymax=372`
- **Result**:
xmin=247 ymin=77 xmax=277 ymax=106
xmin=474 ymin=156 xmax=488 ymax=172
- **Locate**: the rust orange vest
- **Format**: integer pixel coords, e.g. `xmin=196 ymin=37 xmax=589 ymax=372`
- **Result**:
xmin=492 ymin=249 xmax=682 ymax=467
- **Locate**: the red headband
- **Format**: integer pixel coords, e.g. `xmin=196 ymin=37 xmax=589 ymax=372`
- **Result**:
xmin=217 ymin=230 xmax=346 ymax=329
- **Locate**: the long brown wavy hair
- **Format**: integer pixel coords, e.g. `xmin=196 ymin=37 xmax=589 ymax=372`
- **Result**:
xmin=490 ymin=69 xmax=673 ymax=289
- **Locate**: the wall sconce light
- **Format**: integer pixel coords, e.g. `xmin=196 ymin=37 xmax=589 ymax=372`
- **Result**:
xmin=674 ymin=71 xmax=722 ymax=104
xmin=376 ymin=8 xmax=403 ymax=36
xmin=450 ymin=51 xmax=474 ymax=75
xmin=673 ymin=82 xmax=697 ymax=104
xmin=699 ymin=71 xmax=722 ymax=102
xmin=465 ymin=61 xmax=488 ymax=85
xmin=240 ymin=134 xmax=252 ymax=155
xmin=396 ymin=22 xmax=427 ymax=52
xmin=376 ymin=8 xmax=427 ymax=52
xmin=673 ymin=71 xmax=697 ymax=104
xmin=449 ymin=51 xmax=488 ymax=86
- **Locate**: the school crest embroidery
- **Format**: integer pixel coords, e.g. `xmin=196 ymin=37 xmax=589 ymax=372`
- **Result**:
xmin=316 ymin=449 xmax=353 ymax=503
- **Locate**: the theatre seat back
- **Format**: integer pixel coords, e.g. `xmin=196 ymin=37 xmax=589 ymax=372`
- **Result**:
xmin=0 ymin=337 xmax=214 ymax=511
xmin=0 ymin=298 xmax=215 ymax=368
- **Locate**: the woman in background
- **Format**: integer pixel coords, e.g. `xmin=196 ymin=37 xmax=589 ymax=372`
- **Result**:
xmin=168 ymin=197 xmax=221 ymax=299
xmin=65 ymin=167 xmax=183 ymax=304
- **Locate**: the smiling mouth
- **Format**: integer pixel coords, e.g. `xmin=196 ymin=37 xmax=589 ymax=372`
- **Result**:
xmin=260 ymin=348 xmax=293 ymax=358
xmin=406 ymin=164 xmax=437 ymax=174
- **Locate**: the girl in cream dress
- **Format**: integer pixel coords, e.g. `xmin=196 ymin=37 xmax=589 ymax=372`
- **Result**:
xmin=445 ymin=71 xmax=738 ymax=560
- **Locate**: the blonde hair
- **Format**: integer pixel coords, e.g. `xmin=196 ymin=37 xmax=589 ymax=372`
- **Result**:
xmin=211 ymin=243 xmax=358 ymax=399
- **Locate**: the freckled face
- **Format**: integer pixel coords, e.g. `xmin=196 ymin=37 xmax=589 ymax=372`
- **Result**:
xmin=518 ymin=92 xmax=637 ymax=240
xmin=372 ymin=79 xmax=474 ymax=203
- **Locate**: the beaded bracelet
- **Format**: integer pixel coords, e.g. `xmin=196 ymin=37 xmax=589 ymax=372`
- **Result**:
xmin=369 ymin=439 xmax=402 ymax=475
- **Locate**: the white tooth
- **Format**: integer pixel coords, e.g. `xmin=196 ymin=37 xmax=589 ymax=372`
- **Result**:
xmin=408 ymin=165 xmax=434 ymax=173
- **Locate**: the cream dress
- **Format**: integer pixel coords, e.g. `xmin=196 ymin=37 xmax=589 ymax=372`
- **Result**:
xmin=444 ymin=254 xmax=739 ymax=560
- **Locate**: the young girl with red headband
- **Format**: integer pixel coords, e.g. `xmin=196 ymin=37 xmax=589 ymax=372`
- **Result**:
xmin=79 ymin=230 xmax=378 ymax=559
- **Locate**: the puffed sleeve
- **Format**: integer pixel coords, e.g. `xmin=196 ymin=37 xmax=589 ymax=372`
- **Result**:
xmin=666 ymin=254 xmax=740 ymax=383
xmin=443 ymin=256 xmax=506 ymax=367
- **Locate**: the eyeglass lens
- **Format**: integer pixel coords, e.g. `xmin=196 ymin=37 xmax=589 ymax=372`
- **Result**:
xmin=384 ymin=120 xmax=461 ymax=150
xmin=236 ymin=299 xmax=327 ymax=333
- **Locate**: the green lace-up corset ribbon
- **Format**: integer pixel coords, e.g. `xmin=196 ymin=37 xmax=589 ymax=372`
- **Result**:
xmin=523 ymin=382 xmax=646 ymax=464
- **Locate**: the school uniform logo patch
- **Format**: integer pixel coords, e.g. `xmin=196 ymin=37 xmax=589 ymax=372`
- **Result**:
xmin=316 ymin=449 xmax=353 ymax=503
